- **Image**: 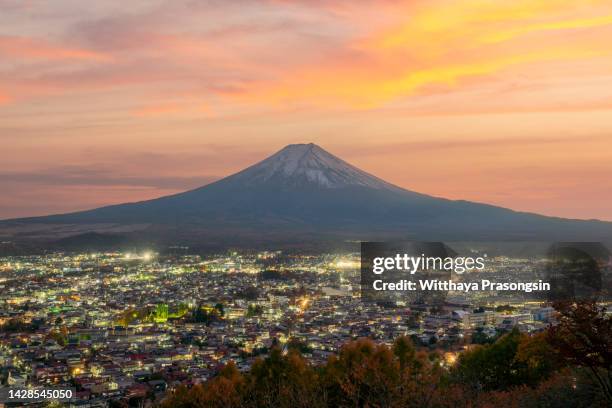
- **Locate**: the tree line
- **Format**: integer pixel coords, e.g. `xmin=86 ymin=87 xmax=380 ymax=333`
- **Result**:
xmin=159 ymin=301 xmax=611 ymax=408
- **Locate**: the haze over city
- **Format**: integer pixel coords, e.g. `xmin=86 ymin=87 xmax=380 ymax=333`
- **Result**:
xmin=2 ymin=0 xmax=612 ymax=220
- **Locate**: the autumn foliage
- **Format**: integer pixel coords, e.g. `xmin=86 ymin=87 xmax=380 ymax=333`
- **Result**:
xmin=160 ymin=302 xmax=610 ymax=408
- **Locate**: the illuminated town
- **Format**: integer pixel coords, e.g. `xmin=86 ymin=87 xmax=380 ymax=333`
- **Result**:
xmin=0 ymin=249 xmax=584 ymax=407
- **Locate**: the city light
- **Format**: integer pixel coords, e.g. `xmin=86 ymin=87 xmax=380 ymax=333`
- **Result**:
xmin=0 ymin=249 xmax=594 ymax=406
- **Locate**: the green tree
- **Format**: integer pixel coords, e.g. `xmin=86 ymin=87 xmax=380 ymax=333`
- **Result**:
xmin=452 ymin=328 xmax=556 ymax=392
xmin=214 ymin=303 xmax=225 ymax=317
xmin=246 ymin=304 xmax=264 ymax=317
xmin=393 ymin=336 xmax=415 ymax=371
xmin=246 ymin=347 xmax=322 ymax=408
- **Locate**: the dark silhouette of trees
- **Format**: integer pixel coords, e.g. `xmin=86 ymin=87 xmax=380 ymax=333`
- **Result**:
xmin=246 ymin=304 xmax=264 ymax=317
xmin=471 ymin=327 xmax=499 ymax=345
xmin=238 ymin=286 xmax=260 ymax=300
xmin=473 ymin=370 xmax=606 ymax=408
xmin=0 ymin=317 xmax=39 ymax=333
xmin=547 ymin=301 xmax=612 ymax=402
xmin=190 ymin=304 xmax=223 ymax=325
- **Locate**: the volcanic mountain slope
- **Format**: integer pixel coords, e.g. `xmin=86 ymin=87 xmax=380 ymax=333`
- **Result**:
xmin=2 ymin=143 xmax=612 ymax=245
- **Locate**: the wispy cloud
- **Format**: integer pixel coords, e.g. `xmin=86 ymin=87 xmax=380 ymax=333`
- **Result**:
xmin=0 ymin=165 xmax=218 ymax=189
xmin=1 ymin=0 xmax=612 ymax=220
xmin=0 ymin=35 xmax=109 ymax=61
xmin=235 ymin=0 xmax=612 ymax=108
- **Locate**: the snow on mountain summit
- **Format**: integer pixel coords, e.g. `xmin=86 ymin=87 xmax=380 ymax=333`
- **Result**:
xmin=229 ymin=143 xmax=396 ymax=189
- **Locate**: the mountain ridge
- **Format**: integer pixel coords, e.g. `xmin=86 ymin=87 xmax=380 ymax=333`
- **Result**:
xmin=1 ymin=143 xmax=611 ymax=246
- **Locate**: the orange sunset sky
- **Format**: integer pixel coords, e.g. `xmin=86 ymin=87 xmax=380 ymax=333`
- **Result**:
xmin=1 ymin=0 xmax=611 ymax=220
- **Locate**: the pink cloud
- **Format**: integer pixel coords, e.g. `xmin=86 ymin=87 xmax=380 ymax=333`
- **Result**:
xmin=0 ymin=35 xmax=109 ymax=61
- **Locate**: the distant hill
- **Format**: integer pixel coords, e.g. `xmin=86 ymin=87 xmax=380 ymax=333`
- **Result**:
xmin=1 ymin=143 xmax=611 ymax=249
xmin=53 ymin=232 xmax=130 ymax=251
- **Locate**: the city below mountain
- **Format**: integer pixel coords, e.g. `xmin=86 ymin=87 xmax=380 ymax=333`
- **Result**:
xmin=1 ymin=143 xmax=611 ymax=250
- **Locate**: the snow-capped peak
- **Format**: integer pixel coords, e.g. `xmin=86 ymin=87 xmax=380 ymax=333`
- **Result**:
xmin=230 ymin=143 xmax=396 ymax=189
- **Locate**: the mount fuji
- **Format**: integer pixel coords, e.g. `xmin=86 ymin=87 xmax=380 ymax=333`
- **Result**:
xmin=1 ymin=143 xmax=611 ymax=248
